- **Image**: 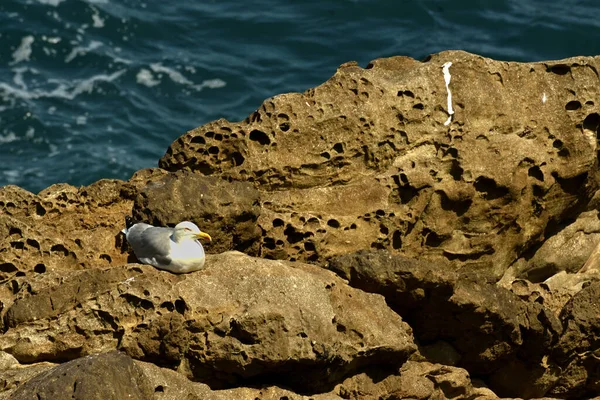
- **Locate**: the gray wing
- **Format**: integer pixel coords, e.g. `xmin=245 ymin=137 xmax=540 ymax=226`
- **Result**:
xmin=125 ymin=223 xmax=173 ymax=266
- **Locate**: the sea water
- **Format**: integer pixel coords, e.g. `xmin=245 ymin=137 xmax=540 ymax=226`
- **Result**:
xmin=1 ymin=0 xmax=599 ymax=193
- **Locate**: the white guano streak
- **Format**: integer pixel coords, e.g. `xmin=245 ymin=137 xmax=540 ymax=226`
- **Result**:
xmin=442 ymin=62 xmax=454 ymax=126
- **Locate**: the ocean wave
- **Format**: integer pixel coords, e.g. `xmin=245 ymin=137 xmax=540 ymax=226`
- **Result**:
xmin=0 ymin=69 xmax=126 ymax=101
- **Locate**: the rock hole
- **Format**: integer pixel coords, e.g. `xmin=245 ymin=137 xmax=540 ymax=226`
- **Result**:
xmin=333 ymin=143 xmax=344 ymax=153
xmin=34 ymin=263 xmax=46 ymax=273
xmin=143 ymin=290 xmax=150 ymax=296
xmin=350 ymin=223 xmax=357 ymax=229
xmin=231 ymin=152 xmax=245 ymax=166
xmin=392 ymin=230 xmax=402 ymax=249
xmin=558 ymin=148 xmax=570 ymax=157
xmin=155 ymin=386 xmax=165 ymax=393
xmin=140 ymin=299 xmax=154 ymax=310
xmin=0 ymin=263 xmax=18 ymax=273
xmin=320 ymin=152 xmax=331 ymax=159
xmin=279 ymin=122 xmax=290 ymax=132
xmin=445 ymin=147 xmax=458 ymax=158
xmin=376 ymin=209 xmax=385 ymax=216
xmin=214 ymin=133 xmax=223 ymax=141
xmin=565 ymin=100 xmax=581 ymax=110
xmin=379 ymin=224 xmax=389 ymax=235
xmin=424 ymin=229 xmax=444 ymax=247
xmin=528 ymin=166 xmax=544 ymax=181
xmin=272 ymin=218 xmax=284 ymax=227
xmin=174 ymin=299 xmax=187 ymax=314
xmin=10 ymin=241 xmax=24 ymax=250
xmin=473 ymin=176 xmax=509 ymax=200
xmin=327 ymin=219 xmax=340 ymax=228
xmin=208 ymin=146 xmax=219 ymax=155
xmin=552 ymin=171 xmax=588 ymax=195
xmin=397 ymin=90 xmax=415 ymax=98
xmin=35 ymin=203 xmax=46 ymax=216
xmin=160 ymin=301 xmax=175 ymax=311
xmin=304 ymin=242 xmax=316 ymax=252
xmin=9 ymin=227 xmax=22 ymax=237
xmin=439 ymin=191 xmax=472 ymax=216
xmin=547 ymin=64 xmax=570 ymax=75
xmin=449 ymin=160 xmax=463 ymax=180
xmin=99 ymin=254 xmax=112 ymax=262
xmin=553 ymin=139 xmax=564 ymax=149
xmin=50 ymin=244 xmax=69 ymax=256
xmin=24 ymin=239 xmax=39 ymax=250
xmin=264 ymin=237 xmax=276 ymax=250
xmin=283 ymin=225 xmax=304 ymax=244
xmin=533 ymin=185 xmax=545 ymax=197
xmin=249 ymin=130 xmax=271 ymax=145
xmin=413 ymin=103 xmax=424 ymax=110
xmin=205 ymin=131 xmax=214 ymax=138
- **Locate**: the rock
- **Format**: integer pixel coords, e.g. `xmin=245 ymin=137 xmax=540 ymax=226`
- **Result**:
xmin=0 ymin=252 xmax=415 ymax=392
xmin=335 ymin=361 xmax=499 ymax=399
xmin=0 ymin=180 xmax=134 ymax=281
xmin=131 ymin=170 xmax=262 ymax=255
xmin=9 ymin=351 xmax=153 ymax=400
xmin=501 ymin=210 xmax=600 ymax=282
xmin=549 ymin=281 xmax=600 ymax=398
xmin=0 ymin=360 xmax=56 ymax=399
xmin=159 ymin=51 xmax=600 ymax=278
xmin=328 ymin=249 xmax=561 ymax=398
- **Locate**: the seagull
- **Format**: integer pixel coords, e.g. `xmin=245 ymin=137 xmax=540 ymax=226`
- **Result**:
xmin=122 ymin=220 xmax=212 ymax=273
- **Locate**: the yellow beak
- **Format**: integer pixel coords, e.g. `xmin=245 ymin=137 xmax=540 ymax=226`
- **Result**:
xmin=194 ymin=232 xmax=212 ymax=242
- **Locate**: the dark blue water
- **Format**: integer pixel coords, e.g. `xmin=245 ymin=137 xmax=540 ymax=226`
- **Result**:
xmin=1 ymin=0 xmax=600 ymax=193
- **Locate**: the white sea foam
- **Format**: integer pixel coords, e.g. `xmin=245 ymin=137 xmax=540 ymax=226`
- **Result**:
xmin=0 ymin=132 xmax=18 ymax=144
xmin=136 ymin=69 xmax=160 ymax=87
xmin=65 ymin=40 xmax=103 ymax=63
xmin=76 ymin=115 xmax=88 ymax=125
xmin=0 ymin=69 xmax=126 ymax=101
xmin=92 ymin=12 xmax=105 ymax=28
xmin=197 ymin=79 xmax=226 ymax=90
xmin=150 ymin=63 xmax=194 ymax=86
xmin=35 ymin=0 xmax=66 ymax=6
xmin=11 ymin=36 xmax=34 ymax=65
xmin=12 ymin=67 xmax=28 ymax=90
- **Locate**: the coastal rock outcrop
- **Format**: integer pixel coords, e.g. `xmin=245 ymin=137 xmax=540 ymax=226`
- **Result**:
xmin=0 ymin=252 xmax=415 ymax=392
xmin=2 ymin=50 xmax=600 ymax=399
xmin=159 ymin=51 xmax=600 ymax=279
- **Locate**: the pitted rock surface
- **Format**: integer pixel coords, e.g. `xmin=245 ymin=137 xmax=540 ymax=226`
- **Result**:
xmin=502 ymin=210 xmax=600 ymax=283
xmin=159 ymin=51 xmax=600 ymax=278
xmin=0 ymin=252 xmax=415 ymax=392
xmin=549 ymin=281 xmax=600 ymax=399
xmin=10 ymin=351 xmax=153 ymax=400
xmin=131 ymin=170 xmax=262 ymax=255
xmin=335 ymin=361 xmax=498 ymax=400
xmin=328 ymin=250 xmax=562 ymax=398
xmin=0 ymin=180 xmax=134 ymax=279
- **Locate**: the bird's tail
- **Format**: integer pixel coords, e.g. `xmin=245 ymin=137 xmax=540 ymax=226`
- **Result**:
xmin=122 ymin=215 xmax=138 ymax=234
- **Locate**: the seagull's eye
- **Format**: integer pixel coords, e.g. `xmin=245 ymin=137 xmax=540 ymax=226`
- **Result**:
xmin=184 ymin=227 xmax=192 ymax=231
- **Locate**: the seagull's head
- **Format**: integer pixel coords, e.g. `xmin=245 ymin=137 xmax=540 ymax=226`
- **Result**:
xmin=171 ymin=221 xmax=212 ymax=243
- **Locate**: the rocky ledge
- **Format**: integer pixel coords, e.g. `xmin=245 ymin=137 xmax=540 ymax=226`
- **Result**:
xmin=1 ymin=50 xmax=600 ymax=399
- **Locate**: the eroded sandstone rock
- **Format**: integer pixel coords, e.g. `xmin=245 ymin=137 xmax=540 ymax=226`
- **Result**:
xmin=159 ymin=51 xmax=600 ymax=278
xmin=0 ymin=252 xmax=415 ymax=392
xmin=9 ymin=351 xmax=153 ymax=400
xmin=131 ymin=170 xmax=262 ymax=255
xmin=328 ymin=250 xmax=562 ymax=398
